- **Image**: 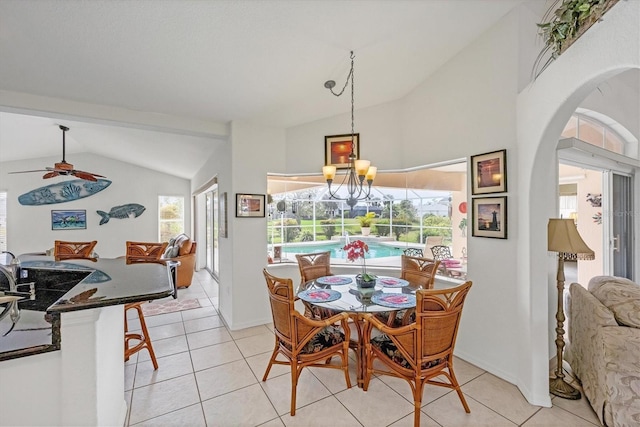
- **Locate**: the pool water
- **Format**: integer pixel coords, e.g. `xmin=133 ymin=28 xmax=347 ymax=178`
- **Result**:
xmin=281 ymin=242 xmax=406 ymax=259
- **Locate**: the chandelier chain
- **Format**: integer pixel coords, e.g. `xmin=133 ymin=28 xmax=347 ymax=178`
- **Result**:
xmin=350 ymin=51 xmax=355 ymax=148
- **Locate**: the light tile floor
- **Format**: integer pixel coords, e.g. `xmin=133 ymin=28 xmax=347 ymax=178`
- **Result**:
xmin=125 ymin=270 xmax=602 ymax=426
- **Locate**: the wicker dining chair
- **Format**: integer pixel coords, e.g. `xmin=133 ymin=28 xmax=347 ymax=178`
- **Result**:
xmin=295 ymin=251 xmax=335 ymax=319
xmin=123 ymin=241 xmax=168 ymax=370
xmin=53 ymin=240 xmax=98 ymax=261
xmin=262 ymin=269 xmax=352 ymax=415
xmin=363 ymin=281 xmax=473 ymax=427
xmin=376 ymin=255 xmax=441 ymax=327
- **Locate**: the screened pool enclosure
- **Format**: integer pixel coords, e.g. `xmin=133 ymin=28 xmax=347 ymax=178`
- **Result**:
xmin=267 ymin=163 xmax=468 ymax=267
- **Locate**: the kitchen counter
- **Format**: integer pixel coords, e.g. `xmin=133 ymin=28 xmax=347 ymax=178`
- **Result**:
xmin=0 ymin=256 xmax=174 ymax=361
xmin=0 ymin=255 xmax=175 ymax=426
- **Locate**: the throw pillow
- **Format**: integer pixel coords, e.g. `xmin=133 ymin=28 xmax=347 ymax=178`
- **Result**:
xmin=179 ymin=239 xmax=193 ymax=256
xmin=162 ymin=244 xmax=174 ymax=259
xmin=591 ymin=278 xmax=640 ymax=328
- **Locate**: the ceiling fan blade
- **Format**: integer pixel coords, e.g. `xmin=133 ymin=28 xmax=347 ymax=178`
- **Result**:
xmin=43 ymin=171 xmax=61 ymax=179
xmin=9 ymin=169 xmax=49 ymax=174
xmin=71 ymin=170 xmax=100 ymax=181
xmin=74 ymin=169 xmax=104 ymax=178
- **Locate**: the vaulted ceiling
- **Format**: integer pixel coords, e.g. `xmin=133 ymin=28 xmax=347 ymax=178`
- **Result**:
xmin=0 ymin=0 xmax=543 ymax=179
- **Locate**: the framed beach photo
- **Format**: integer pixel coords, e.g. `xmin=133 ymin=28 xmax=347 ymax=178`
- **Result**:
xmin=236 ymin=193 xmax=265 ymax=218
xmin=325 ymin=133 xmax=360 ymax=169
xmin=472 ymin=197 xmax=507 ymax=239
xmin=471 ymin=149 xmax=507 ymax=195
xmin=51 ymin=209 xmax=87 ymax=230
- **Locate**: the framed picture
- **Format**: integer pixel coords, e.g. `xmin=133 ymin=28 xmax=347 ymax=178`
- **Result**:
xmin=51 ymin=209 xmax=87 ymax=230
xmin=471 ymin=149 xmax=507 ymax=195
xmin=236 ymin=193 xmax=265 ymax=217
xmin=325 ymin=133 xmax=360 ymax=169
xmin=472 ymin=197 xmax=507 ymax=239
xmin=219 ymin=192 xmax=228 ymax=237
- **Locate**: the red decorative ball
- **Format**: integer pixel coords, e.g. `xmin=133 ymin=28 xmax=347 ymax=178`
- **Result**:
xmin=458 ymin=202 xmax=467 ymax=214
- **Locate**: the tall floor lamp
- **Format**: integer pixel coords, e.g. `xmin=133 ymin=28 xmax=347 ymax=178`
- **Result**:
xmin=547 ymin=218 xmax=595 ymax=399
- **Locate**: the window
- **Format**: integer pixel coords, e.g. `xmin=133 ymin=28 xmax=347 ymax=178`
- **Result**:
xmin=266 ymin=161 xmax=467 ymax=270
xmin=561 ymin=111 xmax=634 ymax=157
xmin=158 ymin=196 xmax=184 ymax=242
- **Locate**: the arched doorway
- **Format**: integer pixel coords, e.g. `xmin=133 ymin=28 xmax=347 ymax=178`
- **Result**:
xmin=516 ymin=1 xmax=639 ymax=407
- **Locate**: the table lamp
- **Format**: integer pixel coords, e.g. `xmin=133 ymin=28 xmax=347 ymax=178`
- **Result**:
xmin=547 ymin=218 xmax=595 ymax=399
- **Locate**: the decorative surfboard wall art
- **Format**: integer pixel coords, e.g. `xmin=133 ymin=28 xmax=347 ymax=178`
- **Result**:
xmin=97 ymin=203 xmax=146 ymax=225
xmin=18 ymin=179 xmax=112 ymax=206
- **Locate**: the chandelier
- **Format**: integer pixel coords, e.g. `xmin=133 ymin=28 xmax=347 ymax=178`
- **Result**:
xmin=322 ymin=51 xmax=377 ymax=208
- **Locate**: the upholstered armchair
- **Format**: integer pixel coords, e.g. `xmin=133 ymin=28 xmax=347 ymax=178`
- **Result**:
xmin=162 ymin=234 xmax=197 ymax=288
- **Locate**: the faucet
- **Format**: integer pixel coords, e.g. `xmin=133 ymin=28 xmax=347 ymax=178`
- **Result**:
xmin=1 ymin=251 xmax=21 ymax=283
xmin=0 ymin=263 xmax=21 ymax=336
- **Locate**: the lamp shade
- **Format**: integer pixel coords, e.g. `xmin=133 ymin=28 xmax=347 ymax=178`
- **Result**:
xmin=547 ymin=218 xmax=595 ymax=259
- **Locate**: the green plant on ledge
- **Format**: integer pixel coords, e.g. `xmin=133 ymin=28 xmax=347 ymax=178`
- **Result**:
xmin=533 ymin=0 xmax=619 ymax=79
xmin=356 ymin=212 xmax=376 ymax=228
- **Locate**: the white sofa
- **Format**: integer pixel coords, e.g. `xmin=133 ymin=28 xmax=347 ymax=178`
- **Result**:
xmin=566 ymin=276 xmax=640 ymax=427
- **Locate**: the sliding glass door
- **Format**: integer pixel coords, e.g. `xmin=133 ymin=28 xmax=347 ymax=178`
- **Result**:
xmin=204 ymin=188 xmax=220 ymax=279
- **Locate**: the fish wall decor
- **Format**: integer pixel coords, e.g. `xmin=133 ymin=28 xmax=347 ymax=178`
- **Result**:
xmin=97 ymin=203 xmax=146 ymax=225
xmin=18 ymin=179 xmax=112 ymax=206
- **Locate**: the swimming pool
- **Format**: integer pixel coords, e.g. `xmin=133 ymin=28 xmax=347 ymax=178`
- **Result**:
xmin=280 ymin=242 xmax=408 ymax=259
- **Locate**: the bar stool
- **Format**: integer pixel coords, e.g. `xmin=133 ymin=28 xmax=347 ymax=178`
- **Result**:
xmin=53 ymin=240 xmax=97 ymax=261
xmin=123 ymin=241 xmax=168 ymax=370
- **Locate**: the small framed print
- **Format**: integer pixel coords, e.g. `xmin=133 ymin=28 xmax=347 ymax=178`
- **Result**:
xmin=51 ymin=209 xmax=87 ymax=230
xmin=236 ymin=193 xmax=265 ymax=218
xmin=472 ymin=197 xmax=507 ymax=239
xmin=219 ymin=192 xmax=228 ymax=237
xmin=471 ymin=149 xmax=507 ymax=195
xmin=325 ymin=133 xmax=359 ymax=169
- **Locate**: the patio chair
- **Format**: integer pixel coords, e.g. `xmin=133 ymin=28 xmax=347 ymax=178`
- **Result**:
xmin=262 ymin=269 xmax=352 ymax=415
xmin=430 ymin=245 xmax=464 ymax=278
xmin=403 ymin=247 xmax=424 ymax=257
xmin=363 ymin=281 xmax=473 ymax=427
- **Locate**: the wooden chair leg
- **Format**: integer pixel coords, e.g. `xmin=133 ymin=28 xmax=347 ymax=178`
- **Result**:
xmin=124 ymin=303 xmax=158 ymax=370
xmin=448 ymin=368 xmax=470 ymax=413
xmin=414 ymin=379 xmax=425 ymax=427
xmin=262 ymin=340 xmax=279 ymax=381
xmin=290 ymin=363 xmax=299 ymax=416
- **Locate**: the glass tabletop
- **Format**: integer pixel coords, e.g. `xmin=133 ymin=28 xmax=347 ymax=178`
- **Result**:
xmin=298 ymin=275 xmax=418 ymax=313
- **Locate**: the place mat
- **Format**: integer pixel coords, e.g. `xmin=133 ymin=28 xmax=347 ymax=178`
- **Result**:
xmin=142 ymin=298 xmax=202 ymax=316
xmin=377 ymin=277 xmax=409 ymax=288
xmin=371 ymin=293 xmax=416 ymax=309
xmin=316 ymin=276 xmax=352 ymax=285
xmin=298 ymin=289 xmax=342 ymax=303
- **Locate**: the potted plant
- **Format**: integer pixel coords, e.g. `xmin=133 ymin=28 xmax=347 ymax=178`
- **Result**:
xmin=356 ymin=212 xmax=376 ymax=236
xmin=343 ymin=239 xmax=376 ymax=287
xmin=533 ymin=0 xmax=619 ymax=79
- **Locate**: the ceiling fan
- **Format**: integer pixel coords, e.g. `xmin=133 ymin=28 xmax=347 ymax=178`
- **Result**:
xmin=10 ymin=125 xmax=106 ymax=182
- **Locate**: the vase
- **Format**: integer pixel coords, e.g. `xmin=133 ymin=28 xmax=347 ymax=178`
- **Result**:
xmin=356 ymin=273 xmax=376 ymax=288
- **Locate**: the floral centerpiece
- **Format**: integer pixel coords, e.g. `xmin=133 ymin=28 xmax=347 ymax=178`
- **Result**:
xmin=343 ymin=239 xmax=376 ymax=287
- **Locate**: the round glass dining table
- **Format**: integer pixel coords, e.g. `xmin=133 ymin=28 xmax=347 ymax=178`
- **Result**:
xmin=296 ymin=274 xmax=418 ymax=313
xmin=297 ymin=274 xmax=418 ymax=387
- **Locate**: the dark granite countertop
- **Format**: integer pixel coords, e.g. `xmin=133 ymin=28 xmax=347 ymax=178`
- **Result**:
xmin=0 ymin=256 xmax=174 ymax=361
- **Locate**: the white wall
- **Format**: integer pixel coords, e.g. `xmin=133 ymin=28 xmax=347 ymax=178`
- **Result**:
xmin=0 ymin=153 xmax=191 ymax=258
xmin=281 ymin=5 xmax=525 ymax=395
xmin=191 ymin=122 xmax=287 ymax=330
xmin=187 ymin=1 xmax=639 ymax=409
xmin=517 ymin=0 xmax=639 ymax=407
